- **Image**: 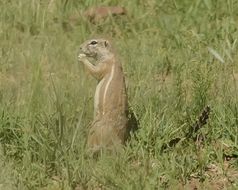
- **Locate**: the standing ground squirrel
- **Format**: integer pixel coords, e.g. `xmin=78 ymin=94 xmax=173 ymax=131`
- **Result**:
xmin=78 ymin=38 xmax=135 ymax=154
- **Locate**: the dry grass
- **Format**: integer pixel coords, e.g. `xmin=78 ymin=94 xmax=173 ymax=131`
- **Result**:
xmin=1 ymin=0 xmax=238 ymax=189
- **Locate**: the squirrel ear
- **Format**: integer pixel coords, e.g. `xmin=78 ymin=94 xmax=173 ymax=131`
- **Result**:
xmin=104 ymin=40 xmax=110 ymax=48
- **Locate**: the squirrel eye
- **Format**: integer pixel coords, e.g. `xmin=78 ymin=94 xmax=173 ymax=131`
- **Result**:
xmin=90 ymin=40 xmax=97 ymax=45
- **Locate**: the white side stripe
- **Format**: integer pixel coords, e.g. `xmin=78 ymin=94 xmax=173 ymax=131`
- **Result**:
xmin=102 ymin=64 xmax=115 ymax=115
xmin=94 ymin=78 xmax=105 ymax=118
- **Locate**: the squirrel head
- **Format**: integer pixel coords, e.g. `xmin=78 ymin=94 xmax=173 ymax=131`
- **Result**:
xmin=80 ymin=39 xmax=112 ymax=60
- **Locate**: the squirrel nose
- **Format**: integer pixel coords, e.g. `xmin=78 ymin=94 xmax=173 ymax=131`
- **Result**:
xmin=79 ymin=46 xmax=83 ymax=53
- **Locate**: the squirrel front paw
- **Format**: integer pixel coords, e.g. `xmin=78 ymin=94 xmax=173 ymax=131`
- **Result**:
xmin=78 ymin=53 xmax=87 ymax=61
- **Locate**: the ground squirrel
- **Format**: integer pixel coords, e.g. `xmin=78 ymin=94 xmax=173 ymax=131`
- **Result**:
xmin=78 ymin=38 xmax=134 ymax=154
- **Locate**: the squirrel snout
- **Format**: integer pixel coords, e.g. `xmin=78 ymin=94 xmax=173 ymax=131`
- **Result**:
xmin=79 ymin=46 xmax=87 ymax=54
xmin=78 ymin=46 xmax=84 ymax=55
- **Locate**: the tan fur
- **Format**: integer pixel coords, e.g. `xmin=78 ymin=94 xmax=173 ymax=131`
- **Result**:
xmin=78 ymin=39 xmax=129 ymax=153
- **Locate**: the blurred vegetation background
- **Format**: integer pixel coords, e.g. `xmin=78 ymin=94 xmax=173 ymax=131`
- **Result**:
xmin=0 ymin=0 xmax=238 ymax=189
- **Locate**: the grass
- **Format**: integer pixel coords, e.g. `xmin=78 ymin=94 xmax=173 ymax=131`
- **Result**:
xmin=0 ymin=0 xmax=238 ymax=189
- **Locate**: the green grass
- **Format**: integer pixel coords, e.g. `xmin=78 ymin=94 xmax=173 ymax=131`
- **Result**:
xmin=1 ymin=0 xmax=238 ymax=189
